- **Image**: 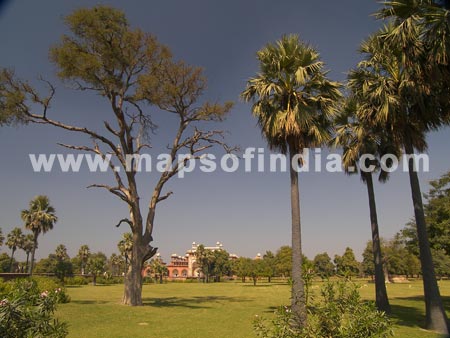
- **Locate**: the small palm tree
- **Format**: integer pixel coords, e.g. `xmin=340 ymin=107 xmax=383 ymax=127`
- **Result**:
xmin=55 ymin=244 xmax=69 ymax=261
xmin=6 ymin=227 xmax=25 ymax=272
xmin=78 ymin=245 xmax=90 ymax=275
xmin=109 ymin=253 xmax=123 ymax=276
xmin=149 ymin=256 xmax=167 ymax=284
xmin=21 ymin=234 xmax=34 ymax=272
xmin=241 ymin=34 xmax=342 ymax=327
xmin=118 ymin=233 xmax=133 ymax=274
xmin=21 ymin=195 xmax=58 ymax=275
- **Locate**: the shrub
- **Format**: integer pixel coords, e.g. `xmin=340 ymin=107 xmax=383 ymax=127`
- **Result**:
xmin=64 ymin=276 xmax=89 ymax=286
xmin=30 ymin=276 xmax=70 ymax=303
xmin=94 ymin=276 xmax=123 ymax=285
xmin=0 ymin=278 xmax=68 ymax=338
xmin=254 ymin=280 xmax=393 ymax=338
xmin=31 ymin=276 xmax=61 ymax=291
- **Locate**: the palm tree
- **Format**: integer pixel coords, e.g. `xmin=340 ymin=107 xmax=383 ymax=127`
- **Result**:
xmin=118 ymin=233 xmax=133 ymax=274
xmin=21 ymin=234 xmax=34 ymax=273
xmin=21 ymin=195 xmax=58 ymax=276
xmin=55 ymin=244 xmax=69 ymax=261
xmin=109 ymin=253 xmax=123 ymax=276
xmin=241 ymin=34 xmax=342 ymax=327
xmin=78 ymin=245 xmax=90 ymax=275
xmin=350 ymin=20 xmax=450 ymax=333
xmin=334 ymin=98 xmax=399 ymax=313
xmin=149 ymin=255 xmax=167 ymax=284
xmin=6 ymin=227 xmax=25 ymax=272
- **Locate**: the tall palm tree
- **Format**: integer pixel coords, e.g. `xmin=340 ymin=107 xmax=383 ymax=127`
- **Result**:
xmin=21 ymin=234 xmax=34 ymax=273
xmin=334 ymin=98 xmax=399 ymax=313
xmin=6 ymin=227 xmax=25 ymax=272
xmin=78 ymin=245 xmax=90 ymax=275
xmin=21 ymin=195 xmax=58 ymax=276
xmin=350 ymin=21 xmax=450 ymax=333
xmin=241 ymin=34 xmax=342 ymax=327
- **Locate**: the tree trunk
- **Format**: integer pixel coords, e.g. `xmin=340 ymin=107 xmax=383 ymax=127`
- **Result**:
xmin=122 ymin=246 xmax=144 ymax=306
xmin=253 ymin=276 xmax=257 ymax=286
xmin=404 ymin=139 xmax=449 ymax=334
xmin=383 ymin=264 xmax=390 ymax=284
xmin=9 ymin=248 xmax=15 ymax=273
xmin=289 ymin=143 xmax=307 ymax=328
xmin=28 ymin=233 xmax=38 ymax=276
xmin=25 ymin=252 xmax=30 ymax=272
xmin=364 ymin=172 xmax=391 ymax=314
xmin=93 ymin=274 xmax=97 ymax=286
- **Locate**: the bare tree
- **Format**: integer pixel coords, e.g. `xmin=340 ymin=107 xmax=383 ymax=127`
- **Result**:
xmin=0 ymin=6 xmax=233 ymax=305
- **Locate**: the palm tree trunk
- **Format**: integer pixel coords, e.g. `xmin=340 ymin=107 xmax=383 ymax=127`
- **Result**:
xmin=404 ymin=138 xmax=449 ymax=334
xmin=289 ymin=143 xmax=307 ymax=328
xmin=9 ymin=248 xmax=15 ymax=273
xmin=28 ymin=233 xmax=38 ymax=276
xmin=364 ymin=172 xmax=391 ymax=314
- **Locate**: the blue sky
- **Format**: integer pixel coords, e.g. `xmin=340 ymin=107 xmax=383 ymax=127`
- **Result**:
xmin=0 ymin=0 xmax=449 ymax=263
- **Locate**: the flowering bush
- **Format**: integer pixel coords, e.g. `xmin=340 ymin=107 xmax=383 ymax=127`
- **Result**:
xmin=0 ymin=279 xmax=68 ymax=338
xmin=254 ymin=280 xmax=393 ymax=338
xmin=31 ymin=276 xmax=70 ymax=304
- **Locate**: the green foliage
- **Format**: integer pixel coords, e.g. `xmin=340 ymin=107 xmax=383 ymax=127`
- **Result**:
xmin=400 ymin=171 xmax=450 ymax=255
xmin=86 ymin=252 xmax=107 ymax=285
xmin=262 ymin=251 xmax=277 ymax=281
xmin=147 ymin=257 xmax=167 ymax=284
xmin=431 ymin=249 xmax=450 ymax=278
xmin=334 ymin=247 xmax=360 ymax=277
xmin=21 ymin=195 xmax=57 ymax=275
xmin=64 ymin=276 xmax=89 ymax=286
xmin=313 ymin=252 xmax=335 ymax=279
xmin=50 ymin=5 xmax=170 ymax=96
xmin=241 ymin=34 xmax=342 ymax=154
xmin=95 ymin=276 xmax=124 ymax=285
xmin=55 ymin=260 xmax=74 ymax=282
xmin=194 ymin=245 xmax=232 ymax=282
xmin=254 ymin=280 xmax=393 ymax=338
xmin=248 ymin=259 xmax=266 ymax=285
xmin=0 ymin=278 xmax=68 ymax=337
xmin=0 ymin=70 xmax=29 ymax=126
xmin=0 ymin=253 xmax=12 ymax=273
xmin=34 ymin=255 xmax=58 ymax=273
xmin=275 ymin=246 xmax=292 ymax=278
xmin=232 ymin=257 xmax=253 ymax=282
xmin=31 ymin=275 xmax=61 ymax=292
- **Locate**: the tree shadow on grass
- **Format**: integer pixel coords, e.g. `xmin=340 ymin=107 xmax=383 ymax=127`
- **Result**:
xmin=389 ymin=295 xmax=450 ymax=330
xmin=71 ymin=300 xmax=110 ymax=305
xmin=143 ymin=296 xmax=251 ymax=309
xmin=263 ymin=306 xmax=281 ymax=313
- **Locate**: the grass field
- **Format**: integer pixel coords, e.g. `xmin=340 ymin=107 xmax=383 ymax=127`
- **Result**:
xmin=56 ymin=279 xmax=450 ymax=338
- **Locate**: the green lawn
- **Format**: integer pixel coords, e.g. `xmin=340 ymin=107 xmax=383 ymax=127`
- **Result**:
xmin=56 ymin=280 xmax=450 ymax=338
